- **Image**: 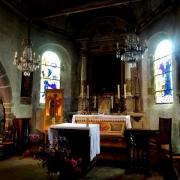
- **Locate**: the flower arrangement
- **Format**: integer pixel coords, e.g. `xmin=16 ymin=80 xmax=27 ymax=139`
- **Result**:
xmin=29 ymin=133 xmax=43 ymax=143
xmin=37 ymin=136 xmax=82 ymax=179
xmin=23 ymin=131 xmax=44 ymax=158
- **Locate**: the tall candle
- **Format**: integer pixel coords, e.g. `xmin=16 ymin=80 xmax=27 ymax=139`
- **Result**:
xmin=87 ymin=85 xmax=89 ymax=99
xmin=14 ymin=51 xmax=17 ymax=58
xmin=81 ymin=85 xmax=84 ymax=98
xmin=94 ymin=96 xmax=96 ymax=109
xmin=124 ymin=84 xmax=127 ymax=98
xmin=111 ymin=96 xmax=114 ymax=109
xmin=117 ymin=84 xmax=120 ymax=99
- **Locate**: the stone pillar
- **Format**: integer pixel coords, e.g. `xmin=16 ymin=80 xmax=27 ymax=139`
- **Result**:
xmin=131 ymin=64 xmax=141 ymax=112
xmin=80 ymin=53 xmax=87 ymax=97
xmin=125 ymin=63 xmax=132 ymax=96
xmin=4 ymin=102 xmax=12 ymax=129
xmin=78 ymin=39 xmax=88 ymax=112
xmin=125 ymin=63 xmax=133 ymax=112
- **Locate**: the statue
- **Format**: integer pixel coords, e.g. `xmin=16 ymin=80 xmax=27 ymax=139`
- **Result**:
xmin=0 ymin=97 xmax=5 ymax=132
xmin=49 ymin=93 xmax=60 ymax=119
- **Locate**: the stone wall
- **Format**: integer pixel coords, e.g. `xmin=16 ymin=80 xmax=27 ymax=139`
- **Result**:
xmin=141 ymin=5 xmax=180 ymax=153
xmin=0 ymin=5 xmax=80 ymax=130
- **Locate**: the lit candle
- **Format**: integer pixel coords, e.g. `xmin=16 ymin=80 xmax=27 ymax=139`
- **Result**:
xmin=111 ymin=96 xmax=113 ymax=109
xmin=14 ymin=51 xmax=17 ymax=58
xmin=94 ymin=96 xmax=96 ymax=109
xmin=124 ymin=84 xmax=127 ymax=98
xmin=117 ymin=84 xmax=120 ymax=99
xmin=81 ymin=85 xmax=84 ymax=98
xmin=13 ymin=52 xmax=18 ymax=65
xmin=87 ymin=85 xmax=89 ymax=99
xmin=117 ymin=41 xmax=119 ymax=48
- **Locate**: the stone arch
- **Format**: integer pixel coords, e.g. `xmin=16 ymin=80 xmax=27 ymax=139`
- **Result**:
xmin=34 ymin=43 xmax=72 ymax=131
xmin=0 ymin=62 xmax=12 ymax=128
xmin=146 ymin=31 xmax=172 ymax=96
xmin=38 ymin=43 xmax=71 ymax=74
xmin=148 ymin=31 xmax=171 ymax=56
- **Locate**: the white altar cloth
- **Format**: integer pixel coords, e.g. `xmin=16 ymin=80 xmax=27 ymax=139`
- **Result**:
xmin=72 ymin=114 xmax=132 ymax=129
xmin=48 ymin=123 xmax=100 ymax=161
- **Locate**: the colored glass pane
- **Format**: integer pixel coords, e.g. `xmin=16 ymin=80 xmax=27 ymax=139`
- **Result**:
xmin=154 ymin=40 xmax=173 ymax=104
xmin=40 ymin=51 xmax=61 ymax=104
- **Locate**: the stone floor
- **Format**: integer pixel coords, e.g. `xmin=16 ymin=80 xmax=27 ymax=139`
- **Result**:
xmin=0 ymin=155 xmax=179 ymax=180
xmin=173 ymin=155 xmax=180 ymax=179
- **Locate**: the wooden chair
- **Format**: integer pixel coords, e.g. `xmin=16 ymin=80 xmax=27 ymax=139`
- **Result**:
xmin=0 ymin=128 xmax=16 ymax=158
xmin=150 ymin=117 xmax=172 ymax=164
xmin=125 ymin=129 xmax=159 ymax=174
xmin=158 ymin=117 xmax=172 ymax=160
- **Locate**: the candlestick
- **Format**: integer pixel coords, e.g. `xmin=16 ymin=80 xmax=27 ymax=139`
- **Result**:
xmin=87 ymin=85 xmax=89 ymax=99
xmin=111 ymin=96 xmax=113 ymax=109
xmin=81 ymin=85 xmax=84 ymax=98
xmin=124 ymin=84 xmax=127 ymax=98
xmin=94 ymin=96 xmax=96 ymax=109
xmin=14 ymin=51 xmax=17 ymax=58
xmin=117 ymin=84 xmax=120 ymax=99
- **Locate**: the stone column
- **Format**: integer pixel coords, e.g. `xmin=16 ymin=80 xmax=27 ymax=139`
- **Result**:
xmin=125 ymin=63 xmax=132 ymax=96
xmin=4 ymin=102 xmax=12 ymax=129
xmin=125 ymin=63 xmax=133 ymax=112
xmin=131 ymin=63 xmax=141 ymax=113
xmin=80 ymin=53 xmax=87 ymax=98
xmin=78 ymin=39 xmax=88 ymax=112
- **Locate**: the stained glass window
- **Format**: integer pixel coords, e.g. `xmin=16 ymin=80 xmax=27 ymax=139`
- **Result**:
xmin=154 ymin=40 xmax=173 ymax=104
xmin=40 ymin=51 xmax=61 ymax=104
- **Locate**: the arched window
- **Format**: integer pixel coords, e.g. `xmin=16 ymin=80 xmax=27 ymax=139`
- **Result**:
xmin=154 ymin=39 xmax=173 ymax=104
xmin=40 ymin=51 xmax=61 ymax=104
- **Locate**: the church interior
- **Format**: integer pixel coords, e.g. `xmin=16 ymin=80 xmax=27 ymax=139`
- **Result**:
xmin=0 ymin=0 xmax=180 ymax=179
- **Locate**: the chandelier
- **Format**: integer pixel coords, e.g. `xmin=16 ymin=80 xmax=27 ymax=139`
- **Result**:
xmin=13 ymin=22 xmax=40 ymax=76
xmin=115 ymin=0 xmax=147 ymax=63
xmin=116 ymin=33 xmax=147 ymax=63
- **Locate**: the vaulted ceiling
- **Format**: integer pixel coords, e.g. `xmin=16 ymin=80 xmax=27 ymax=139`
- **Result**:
xmin=0 ymin=0 xmax=177 ymax=38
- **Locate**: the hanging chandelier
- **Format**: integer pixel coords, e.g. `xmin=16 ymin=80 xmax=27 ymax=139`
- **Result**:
xmin=13 ymin=22 xmax=40 ymax=76
xmin=115 ymin=0 xmax=147 ymax=63
xmin=116 ymin=33 xmax=147 ymax=63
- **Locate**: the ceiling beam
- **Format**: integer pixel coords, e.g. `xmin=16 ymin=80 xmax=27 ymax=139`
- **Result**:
xmin=0 ymin=0 xmax=27 ymax=20
xmin=33 ymin=0 xmax=142 ymax=21
xmin=138 ymin=0 xmax=175 ymax=32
